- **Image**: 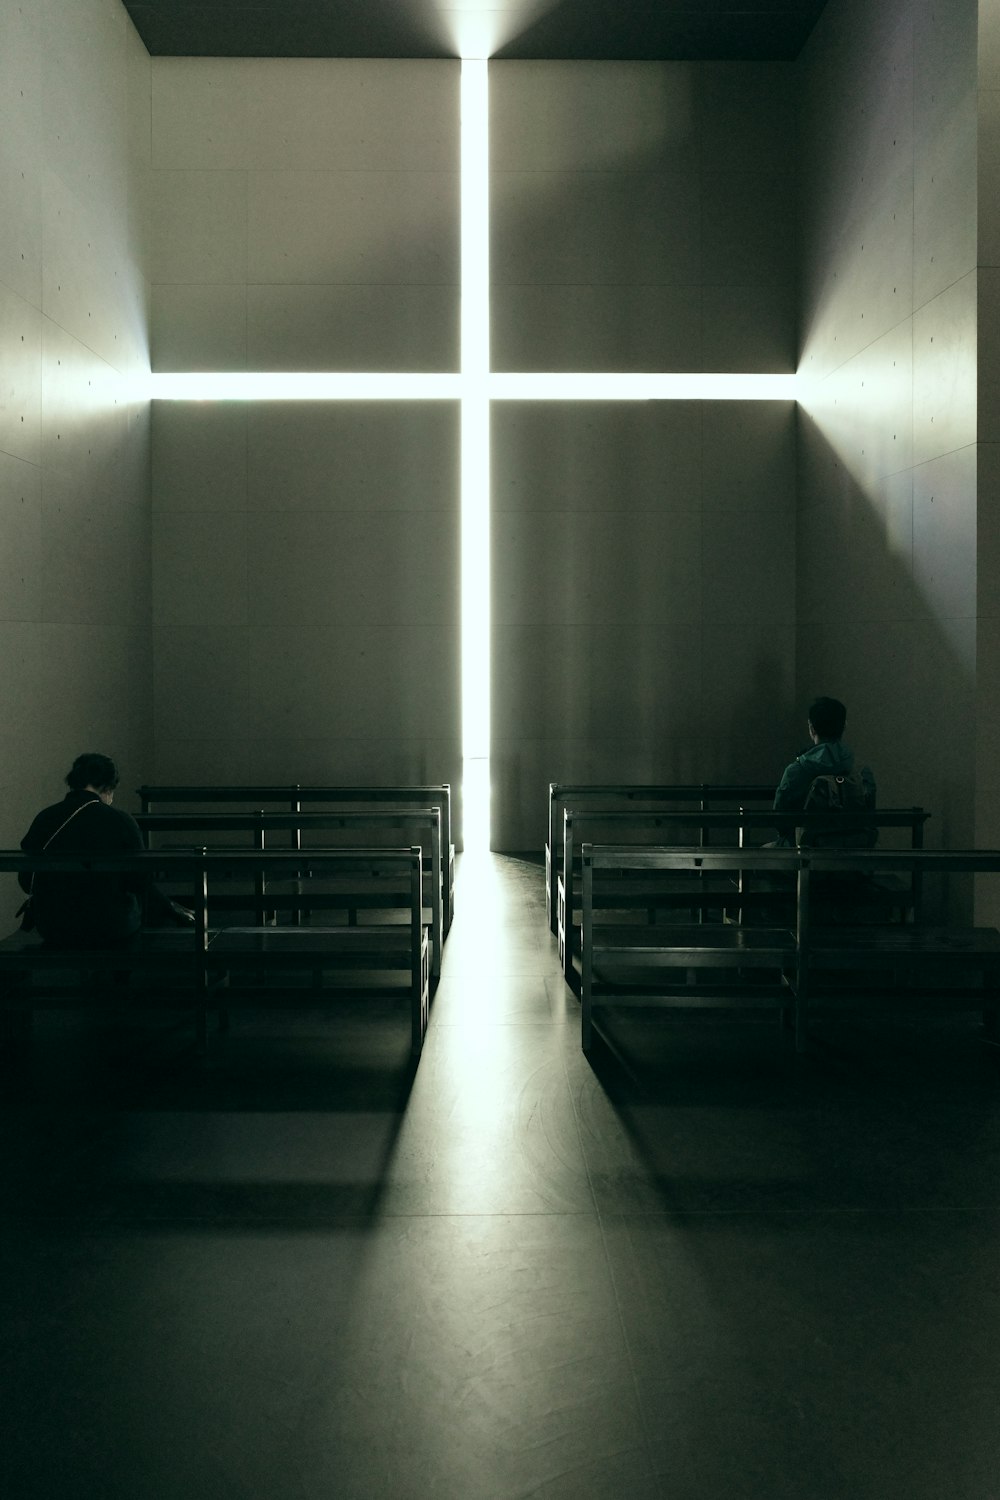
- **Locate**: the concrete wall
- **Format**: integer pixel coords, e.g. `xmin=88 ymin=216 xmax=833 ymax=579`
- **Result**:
xmin=0 ymin=0 xmax=152 ymax=842
xmin=977 ymin=0 xmax=1000 ymax=914
xmin=489 ymin=63 xmax=798 ymax=848
xmin=796 ymin=0 xmax=979 ymax=856
xmin=148 ymin=61 xmax=462 ymax=808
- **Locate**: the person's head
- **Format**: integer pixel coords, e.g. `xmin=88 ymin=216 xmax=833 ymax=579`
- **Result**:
xmin=807 ymin=697 xmax=847 ymax=742
xmin=66 ymin=752 xmax=120 ymax=804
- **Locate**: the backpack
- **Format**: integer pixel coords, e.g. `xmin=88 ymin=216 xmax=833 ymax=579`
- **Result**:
xmin=796 ymin=770 xmax=876 ymax=849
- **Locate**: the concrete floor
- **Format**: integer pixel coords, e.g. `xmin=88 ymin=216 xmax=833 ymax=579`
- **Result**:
xmin=2 ymin=852 xmax=999 ymax=1498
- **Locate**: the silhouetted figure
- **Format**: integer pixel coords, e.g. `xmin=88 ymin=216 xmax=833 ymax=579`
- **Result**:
xmin=774 ymin=697 xmax=875 ymax=815
xmin=20 ymin=753 xmax=150 ymax=948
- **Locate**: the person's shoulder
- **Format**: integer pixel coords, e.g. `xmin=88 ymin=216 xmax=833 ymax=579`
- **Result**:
xmin=104 ymin=803 xmax=143 ymax=834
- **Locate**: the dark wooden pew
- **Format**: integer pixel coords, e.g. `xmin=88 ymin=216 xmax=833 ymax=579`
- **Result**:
xmin=137 ymin=784 xmax=454 ymax=936
xmin=0 ymin=847 xmax=430 ymax=1061
xmin=136 ymin=808 xmax=444 ymax=980
xmin=560 ymin=806 xmax=930 ymax=988
xmin=546 ymin=782 xmax=775 ymax=934
xmin=580 ymin=844 xmax=1000 ymax=1059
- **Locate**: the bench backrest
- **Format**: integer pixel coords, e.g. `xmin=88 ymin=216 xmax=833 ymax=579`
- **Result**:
xmin=546 ymin=782 xmax=777 ymax=929
xmin=563 ymin=806 xmax=929 ymax=903
xmin=1 ymin=847 xmax=425 ymax=946
xmin=137 ymin=783 xmax=452 ymax=851
xmin=581 ymin=842 xmax=1000 ymax=938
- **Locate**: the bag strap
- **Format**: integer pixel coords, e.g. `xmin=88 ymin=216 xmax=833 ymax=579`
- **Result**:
xmin=28 ymin=797 xmax=101 ymax=894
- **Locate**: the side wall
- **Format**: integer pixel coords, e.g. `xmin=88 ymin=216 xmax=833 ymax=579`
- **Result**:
xmin=0 ymin=0 xmax=152 ymax=839
xmin=977 ymin=0 xmax=1000 ymax=917
xmin=489 ymin=63 xmax=799 ymax=849
xmin=148 ymin=61 xmax=463 ymax=819
xmin=796 ymin=0 xmax=978 ymax=850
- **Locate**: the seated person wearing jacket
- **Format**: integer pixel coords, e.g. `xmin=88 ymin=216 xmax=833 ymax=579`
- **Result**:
xmin=774 ymin=696 xmax=876 ymax=828
xmin=20 ymin=753 xmax=149 ymax=948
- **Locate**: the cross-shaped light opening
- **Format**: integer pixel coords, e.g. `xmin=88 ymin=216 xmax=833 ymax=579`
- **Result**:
xmin=149 ymin=61 xmax=798 ymax=852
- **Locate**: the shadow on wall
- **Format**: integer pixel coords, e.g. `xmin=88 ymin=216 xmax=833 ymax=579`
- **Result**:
xmin=795 ymin=402 xmax=976 ymax=914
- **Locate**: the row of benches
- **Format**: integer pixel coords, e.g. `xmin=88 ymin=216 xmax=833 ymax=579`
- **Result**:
xmin=581 ymin=844 xmax=1000 ymax=1056
xmin=1 ymin=783 xmax=456 ymax=1064
xmin=0 ymin=848 xmax=431 ymax=1059
xmin=556 ymin=801 xmax=930 ymax=991
xmin=138 ymin=783 xmax=455 ymax=936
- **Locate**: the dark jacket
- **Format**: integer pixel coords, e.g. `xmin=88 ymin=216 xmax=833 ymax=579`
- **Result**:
xmin=20 ymin=791 xmax=145 ymax=946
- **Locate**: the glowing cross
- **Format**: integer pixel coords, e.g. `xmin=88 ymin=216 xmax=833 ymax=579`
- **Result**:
xmin=150 ymin=61 xmax=797 ymax=850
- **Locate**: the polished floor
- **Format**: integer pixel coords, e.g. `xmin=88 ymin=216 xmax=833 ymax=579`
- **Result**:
xmin=2 ymin=852 xmax=999 ymax=1499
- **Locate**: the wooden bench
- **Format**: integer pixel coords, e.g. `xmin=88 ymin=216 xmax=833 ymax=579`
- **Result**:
xmin=136 ymin=808 xmax=444 ymax=980
xmin=560 ymin=806 xmax=929 ymax=988
xmin=580 ymin=844 xmax=1000 ymax=1059
xmin=547 ymin=783 xmax=775 ymax=934
xmin=0 ymin=847 xmax=430 ymax=1061
xmin=137 ymin=783 xmax=455 ymax=937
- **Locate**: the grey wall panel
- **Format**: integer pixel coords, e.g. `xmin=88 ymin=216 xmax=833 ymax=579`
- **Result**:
xmin=0 ymin=0 xmax=152 ymax=849
xmin=979 ymin=87 xmax=1000 ymax=267
xmin=152 ymin=511 xmax=248 ymax=631
xmin=702 ymin=285 xmax=797 ymax=373
xmin=701 ymin=621 xmax=796 ymax=781
xmin=246 ymin=285 xmax=458 ymax=373
xmin=490 ymin=169 xmax=702 ymax=287
xmin=153 ymin=625 xmax=250 ymax=740
xmin=702 ymin=401 xmax=796 ymax=511
xmin=245 ymin=512 xmax=457 ymax=628
xmin=41 ymin=171 xmax=145 ymax=373
xmin=152 ymin=59 xmax=249 ymax=171
xmin=150 ymin=171 xmax=248 ymax=284
xmin=0 ymin=129 xmax=43 ymax=306
xmin=149 ymin=54 xmax=462 ymax=822
xmin=151 ymin=283 xmax=247 ymax=371
xmin=912 ymin=444 xmax=977 ymax=655
xmin=491 ymin=383 xmax=796 ymax=847
xmin=244 ymin=403 xmax=459 ymax=512
xmin=244 ymin=736 xmax=463 ymax=790
xmin=43 ymin=0 xmax=128 ymax=230
xmin=152 ymin=58 xmax=457 ymax=175
xmin=0 ymin=450 xmax=43 ymax=622
xmin=0 ymin=283 xmax=42 ymax=466
xmin=702 ymin=508 xmax=795 ymax=626
xmin=491 ymin=62 xmax=701 ymax=175
xmin=245 ymin=626 xmax=458 ymax=742
xmin=701 ymin=172 xmax=795 ymax=287
xmin=978 ymin=6 xmax=1000 ymax=911
xmin=493 ymin=508 xmax=702 ymax=628
xmin=977 ymin=267 xmax=1000 ymax=444
xmin=983 ymin=0 xmax=1000 ymax=88
xmin=491 ymin=284 xmax=703 ymax=374
xmin=797 ymin=0 xmax=978 ymax=880
xmin=492 ymin=402 xmax=703 ymax=511
xmin=490 ymin=60 xmax=796 ymax=379
xmin=247 ymin=170 xmax=458 ymax=288
xmin=914 ymin=0 xmax=977 ymax=303
xmin=244 ymin=60 xmax=457 ymax=173
xmin=125 ymin=17 xmax=151 ymax=278
xmin=912 ymin=271 xmax=977 ymax=466
xmin=696 ymin=64 xmax=797 ymax=175
xmin=152 ymin=400 xmax=248 ymax=511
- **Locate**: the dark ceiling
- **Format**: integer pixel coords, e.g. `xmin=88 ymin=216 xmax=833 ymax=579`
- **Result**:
xmin=122 ymin=1 xmax=829 ymax=62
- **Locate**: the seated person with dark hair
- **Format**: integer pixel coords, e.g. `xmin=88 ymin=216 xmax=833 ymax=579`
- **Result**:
xmin=774 ymin=696 xmax=876 ymax=828
xmin=19 ymin=753 xmax=187 ymax=948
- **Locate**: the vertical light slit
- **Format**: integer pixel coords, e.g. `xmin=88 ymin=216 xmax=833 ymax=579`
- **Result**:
xmin=460 ymin=59 xmax=491 ymax=852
